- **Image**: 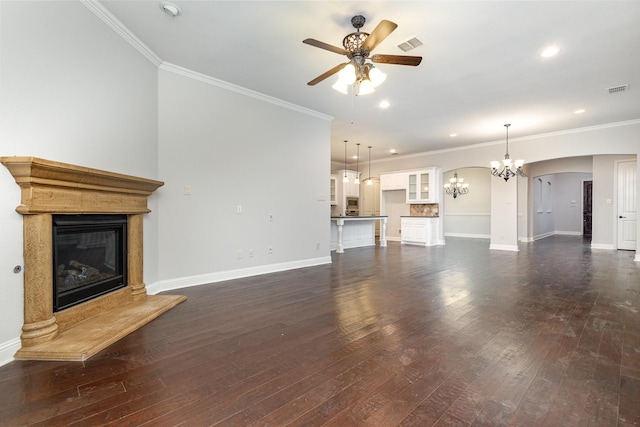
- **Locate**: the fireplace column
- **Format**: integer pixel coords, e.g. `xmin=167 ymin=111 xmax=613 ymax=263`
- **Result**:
xmin=128 ymin=214 xmax=146 ymax=301
xmin=21 ymin=213 xmax=59 ymax=346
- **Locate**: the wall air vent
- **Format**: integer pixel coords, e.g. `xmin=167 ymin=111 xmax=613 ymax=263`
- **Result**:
xmin=397 ymin=37 xmax=423 ymax=52
xmin=608 ymin=84 xmax=630 ymax=94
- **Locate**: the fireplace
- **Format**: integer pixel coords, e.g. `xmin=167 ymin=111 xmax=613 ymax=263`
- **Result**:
xmin=1 ymin=156 xmax=186 ymax=361
xmin=53 ymin=214 xmax=128 ymax=311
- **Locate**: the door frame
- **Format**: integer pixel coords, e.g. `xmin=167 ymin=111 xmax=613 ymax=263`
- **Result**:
xmin=614 ymin=159 xmax=637 ymax=250
xmin=581 ymin=179 xmax=592 ymax=238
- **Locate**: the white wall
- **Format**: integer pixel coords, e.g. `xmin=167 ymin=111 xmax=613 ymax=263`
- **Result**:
xmin=554 ymin=173 xmax=593 ymax=234
xmin=443 ymin=167 xmax=491 ymax=238
xmin=152 ymin=67 xmax=332 ymax=291
xmin=0 ymin=1 xmax=159 ymax=364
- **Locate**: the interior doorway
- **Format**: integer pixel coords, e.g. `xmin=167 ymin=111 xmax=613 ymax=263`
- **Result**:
xmin=582 ymin=180 xmax=592 ymax=238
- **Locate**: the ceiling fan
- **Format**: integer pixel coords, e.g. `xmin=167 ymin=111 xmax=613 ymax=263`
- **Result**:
xmin=303 ymin=15 xmax=422 ymax=94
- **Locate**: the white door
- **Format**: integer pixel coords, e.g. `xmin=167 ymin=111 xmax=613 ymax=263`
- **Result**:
xmin=617 ymin=161 xmax=637 ymax=250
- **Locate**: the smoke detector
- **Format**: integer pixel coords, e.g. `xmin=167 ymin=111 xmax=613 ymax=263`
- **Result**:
xmin=160 ymin=1 xmax=182 ymax=17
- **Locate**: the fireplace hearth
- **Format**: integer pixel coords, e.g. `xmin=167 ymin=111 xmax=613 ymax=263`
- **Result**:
xmin=1 ymin=156 xmax=186 ymax=361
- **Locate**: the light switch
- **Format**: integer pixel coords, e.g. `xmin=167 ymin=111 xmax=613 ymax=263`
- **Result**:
xmin=184 ymin=185 xmax=191 ymax=195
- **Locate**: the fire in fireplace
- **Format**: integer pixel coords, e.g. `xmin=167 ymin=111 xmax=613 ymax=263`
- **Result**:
xmin=53 ymin=214 xmax=128 ymax=311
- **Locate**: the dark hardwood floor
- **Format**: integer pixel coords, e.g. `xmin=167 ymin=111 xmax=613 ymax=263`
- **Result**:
xmin=1 ymin=236 xmax=639 ymax=426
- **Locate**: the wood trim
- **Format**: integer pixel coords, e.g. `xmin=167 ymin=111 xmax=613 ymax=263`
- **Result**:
xmin=0 ymin=156 xmax=163 ymax=214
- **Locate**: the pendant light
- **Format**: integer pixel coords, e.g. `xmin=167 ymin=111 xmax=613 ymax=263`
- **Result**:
xmin=366 ymin=145 xmax=373 ymax=185
xmin=354 ymin=143 xmax=361 ymax=184
xmin=343 ymin=140 xmax=349 ymax=183
xmin=490 ymin=124 xmax=526 ymax=182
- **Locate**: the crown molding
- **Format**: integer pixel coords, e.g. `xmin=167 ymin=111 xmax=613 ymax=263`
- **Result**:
xmin=159 ymin=62 xmax=333 ymax=121
xmin=381 ymin=118 xmax=640 ymax=163
xmin=80 ymin=0 xmax=161 ymax=67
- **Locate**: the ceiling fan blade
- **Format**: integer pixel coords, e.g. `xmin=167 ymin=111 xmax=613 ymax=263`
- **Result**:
xmin=362 ymin=20 xmax=397 ymax=51
xmin=371 ymin=54 xmax=422 ymax=66
xmin=303 ymin=38 xmax=348 ymax=55
xmin=307 ymin=63 xmax=348 ymax=86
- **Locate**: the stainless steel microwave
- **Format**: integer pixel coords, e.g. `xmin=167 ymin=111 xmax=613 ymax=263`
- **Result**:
xmin=346 ymin=197 xmax=359 ymax=216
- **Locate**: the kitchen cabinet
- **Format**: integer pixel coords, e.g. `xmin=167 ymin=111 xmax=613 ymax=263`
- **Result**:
xmin=380 ymin=172 xmax=407 ymax=191
xmin=360 ymin=178 xmax=381 ymax=234
xmin=406 ymin=168 xmax=439 ymax=203
xmin=401 ymin=217 xmax=440 ymax=246
xmin=360 ymin=178 xmax=380 ymax=216
xmin=336 ymin=170 xmax=360 ymax=197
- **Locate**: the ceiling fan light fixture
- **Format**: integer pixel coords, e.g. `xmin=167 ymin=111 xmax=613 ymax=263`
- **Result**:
xmin=332 ymin=79 xmax=349 ymax=94
xmin=357 ymin=79 xmax=375 ymax=96
xmin=338 ymin=63 xmax=357 ymax=85
xmin=367 ymin=65 xmax=387 ymax=87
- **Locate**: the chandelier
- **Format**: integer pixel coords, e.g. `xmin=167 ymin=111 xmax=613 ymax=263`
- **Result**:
xmin=444 ymin=171 xmax=469 ymax=198
xmin=490 ymin=124 xmax=526 ymax=182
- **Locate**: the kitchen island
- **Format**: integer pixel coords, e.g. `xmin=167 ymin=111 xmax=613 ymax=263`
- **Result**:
xmin=330 ymin=216 xmax=388 ymax=253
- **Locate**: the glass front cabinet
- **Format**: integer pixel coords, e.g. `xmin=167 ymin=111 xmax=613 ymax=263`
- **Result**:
xmin=406 ymin=168 xmax=439 ymax=203
xmin=330 ymin=175 xmax=337 ymax=205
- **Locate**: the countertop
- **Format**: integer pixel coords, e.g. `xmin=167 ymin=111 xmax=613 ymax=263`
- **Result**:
xmin=331 ymin=215 xmax=388 ymax=219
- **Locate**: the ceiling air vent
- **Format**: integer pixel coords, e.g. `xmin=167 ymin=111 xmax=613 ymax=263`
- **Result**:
xmin=397 ymin=37 xmax=423 ymax=52
xmin=608 ymin=84 xmax=630 ymax=94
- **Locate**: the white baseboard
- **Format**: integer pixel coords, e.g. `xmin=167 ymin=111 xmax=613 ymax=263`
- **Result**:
xmin=533 ymin=231 xmax=555 ymax=241
xmin=147 ymin=256 xmax=332 ymax=295
xmin=591 ymin=243 xmax=615 ymax=250
xmin=0 ymin=337 xmax=20 ymax=368
xmin=489 ymin=244 xmax=519 ymax=252
xmin=444 ymin=233 xmax=490 ymax=239
xmin=555 ymin=231 xmax=582 ymax=236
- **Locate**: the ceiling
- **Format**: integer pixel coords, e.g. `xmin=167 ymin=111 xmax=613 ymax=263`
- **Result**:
xmin=100 ymin=1 xmax=640 ymax=163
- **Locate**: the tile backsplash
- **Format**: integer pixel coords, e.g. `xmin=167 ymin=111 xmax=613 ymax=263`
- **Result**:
xmin=410 ymin=203 xmax=439 ymax=217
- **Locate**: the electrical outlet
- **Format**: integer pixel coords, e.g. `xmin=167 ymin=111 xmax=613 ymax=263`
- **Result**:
xmin=268 ymin=213 xmax=273 ymax=221
xmin=249 ymin=249 xmax=254 ymax=257
xmin=268 ymin=246 xmax=273 ymax=254
xmin=236 ymin=250 xmax=243 ymax=259
xmin=237 ymin=205 xmax=242 ymax=213
xmin=316 ymin=243 xmax=320 ymax=250
xmin=184 ymin=185 xmax=192 ymax=195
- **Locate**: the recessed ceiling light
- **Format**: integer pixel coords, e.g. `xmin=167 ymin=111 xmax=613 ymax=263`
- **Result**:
xmin=160 ymin=1 xmax=182 ymax=17
xmin=449 ymin=133 xmax=457 ymax=137
xmin=379 ymin=100 xmax=390 ymax=109
xmin=541 ymin=45 xmax=559 ymax=58
xmin=389 ymin=149 xmax=397 ymax=154
xmin=574 ymin=109 xmax=587 ymax=114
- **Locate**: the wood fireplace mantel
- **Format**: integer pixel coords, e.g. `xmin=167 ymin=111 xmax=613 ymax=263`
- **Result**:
xmin=1 ymin=156 xmax=186 ymax=361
